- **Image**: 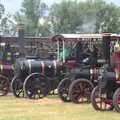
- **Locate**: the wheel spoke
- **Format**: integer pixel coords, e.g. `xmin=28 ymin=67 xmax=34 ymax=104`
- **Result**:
xmin=17 ymin=89 xmax=23 ymax=96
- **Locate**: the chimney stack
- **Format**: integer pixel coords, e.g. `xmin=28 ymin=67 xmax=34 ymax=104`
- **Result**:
xmin=102 ymin=33 xmax=111 ymax=64
xmin=17 ymin=24 xmax=25 ymax=57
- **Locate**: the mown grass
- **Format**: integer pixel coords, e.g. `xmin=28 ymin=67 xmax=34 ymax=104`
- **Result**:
xmin=0 ymin=95 xmax=119 ymax=120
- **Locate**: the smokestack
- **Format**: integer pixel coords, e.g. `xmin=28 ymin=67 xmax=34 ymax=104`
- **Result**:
xmin=0 ymin=36 xmax=1 ymax=42
xmin=102 ymin=33 xmax=111 ymax=64
xmin=17 ymin=24 xmax=25 ymax=57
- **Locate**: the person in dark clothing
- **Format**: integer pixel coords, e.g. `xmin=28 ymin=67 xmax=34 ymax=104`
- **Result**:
xmin=76 ymin=41 xmax=92 ymax=65
xmin=90 ymin=45 xmax=99 ymax=68
xmin=76 ymin=41 xmax=84 ymax=63
xmin=92 ymin=45 xmax=99 ymax=57
xmin=82 ymin=42 xmax=91 ymax=58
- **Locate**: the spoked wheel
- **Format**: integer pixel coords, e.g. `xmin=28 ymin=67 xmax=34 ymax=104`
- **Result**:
xmin=69 ymin=79 xmax=94 ymax=104
xmin=11 ymin=76 xmax=24 ymax=98
xmin=113 ymin=88 xmax=120 ymax=113
xmin=91 ymin=86 xmax=114 ymax=111
xmin=0 ymin=75 xmax=9 ymax=96
xmin=23 ymin=73 xmax=50 ymax=99
xmin=57 ymin=78 xmax=72 ymax=102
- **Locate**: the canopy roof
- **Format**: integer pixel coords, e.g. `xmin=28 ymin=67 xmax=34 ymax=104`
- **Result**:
xmin=52 ymin=33 xmax=120 ymax=42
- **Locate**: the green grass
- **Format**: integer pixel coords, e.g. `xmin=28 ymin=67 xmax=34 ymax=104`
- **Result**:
xmin=0 ymin=95 xmax=119 ymax=120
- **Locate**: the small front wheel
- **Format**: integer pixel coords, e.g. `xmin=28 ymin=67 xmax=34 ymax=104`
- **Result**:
xmin=11 ymin=76 xmax=24 ymax=98
xmin=58 ymin=78 xmax=72 ymax=102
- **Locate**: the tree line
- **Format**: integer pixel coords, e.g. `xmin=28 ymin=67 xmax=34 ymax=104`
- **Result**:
xmin=0 ymin=0 xmax=120 ymax=37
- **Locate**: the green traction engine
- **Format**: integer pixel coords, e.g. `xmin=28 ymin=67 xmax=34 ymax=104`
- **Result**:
xmin=91 ymin=34 xmax=120 ymax=113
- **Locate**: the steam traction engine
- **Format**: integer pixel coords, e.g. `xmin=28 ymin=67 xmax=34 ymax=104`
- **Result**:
xmin=11 ymin=34 xmax=71 ymax=99
xmin=91 ymin=34 xmax=120 ymax=113
xmin=55 ymin=34 xmax=105 ymax=103
xmin=0 ymin=24 xmax=27 ymax=96
xmin=0 ymin=42 xmax=14 ymax=96
xmin=11 ymin=57 xmax=67 ymax=98
xmin=0 ymin=24 xmax=55 ymax=97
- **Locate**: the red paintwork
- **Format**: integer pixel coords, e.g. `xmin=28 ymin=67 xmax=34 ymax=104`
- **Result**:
xmin=111 ymin=53 xmax=120 ymax=74
xmin=104 ymin=99 xmax=113 ymax=104
xmin=1 ymin=64 xmax=13 ymax=78
xmin=64 ymin=60 xmax=80 ymax=69
xmin=105 ymin=99 xmax=120 ymax=104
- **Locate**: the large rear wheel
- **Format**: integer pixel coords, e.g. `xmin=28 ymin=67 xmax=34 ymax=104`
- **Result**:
xmin=113 ymin=88 xmax=120 ymax=113
xmin=69 ymin=79 xmax=94 ymax=104
xmin=23 ymin=73 xmax=50 ymax=99
xmin=91 ymin=86 xmax=114 ymax=111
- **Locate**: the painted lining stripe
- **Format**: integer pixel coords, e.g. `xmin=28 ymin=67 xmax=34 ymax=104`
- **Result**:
xmin=41 ymin=61 xmax=44 ymax=74
xmin=0 ymin=64 xmax=3 ymax=72
xmin=27 ymin=60 xmax=31 ymax=73
xmin=53 ymin=61 xmax=57 ymax=75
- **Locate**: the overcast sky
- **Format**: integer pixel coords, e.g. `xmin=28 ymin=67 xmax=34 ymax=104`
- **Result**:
xmin=1 ymin=0 xmax=120 ymax=14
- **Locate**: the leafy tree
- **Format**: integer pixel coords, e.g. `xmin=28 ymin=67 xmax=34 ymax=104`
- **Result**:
xmin=0 ymin=3 xmax=16 ymax=36
xmin=21 ymin=0 xmax=41 ymax=36
xmin=95 ymin=3 xmax=120 ymax=33
xmin=0 ymin=3 xmax=5 ymax=19
xmin=13 ymin=0 xmax=120 ymax=35
xmin=50 ymin=0 xmax=120 ymax=34
xmin=50 ymin=1 xmax=83 ymax=34
xmin=38 ymin=22 xmax=52 ymax=37
xmin=14 ymin=0 xmax=51 ymax=37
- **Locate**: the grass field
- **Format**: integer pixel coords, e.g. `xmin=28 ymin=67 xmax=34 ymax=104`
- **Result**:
xmin=0 ymin=95 xmax=119 ymax=120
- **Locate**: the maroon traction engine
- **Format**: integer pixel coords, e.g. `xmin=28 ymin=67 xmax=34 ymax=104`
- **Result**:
xmin=0 ymin=42 xmax=14 ymax=96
